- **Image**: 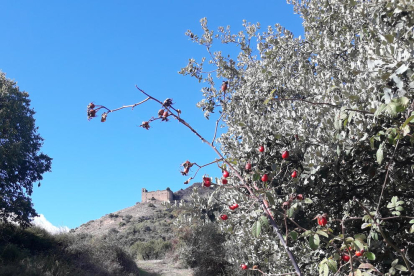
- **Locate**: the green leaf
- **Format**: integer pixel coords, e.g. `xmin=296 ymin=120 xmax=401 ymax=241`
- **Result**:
xmin=251 ymin=220 xmax=262 ymax=238
xmin=301 ymin=230 xmax=313 ymax=238
xmin=364 ymin=252 xmax=376 ymax=261
xmin=402 ymin=115 xmax=414 ymax=128
xmin=391 ymin=259 xmax=399 ymax=267
xmin=409 ymin=224 xmax=414 ymax=233
xmin=354 ymin=234 xmax=366 ymax=241
xmin=376 ymin=143 xmax=384 ymax=165
xmin=369 ymin=136 xmax=376 ymax=150
xmin=354 ymin=269 xmax=363 ymax=276
xmin=327 ymin=259 xmax=337 ymax=272
xmin=323 ymin=263 xmax=329 ymax=276
xmin=259 ymin=215 xmax=269 ymax=228
xmin=265 ymin=192 xmax=275 ymax=206
xmin=304 ymin=198 xmax=313 ymax=204
xmin=316 ymin=230 xmax=329 ymax=238
xmin=374 ymin=104 xmax=387 ymax=117
xmin=395 ymin=206 xmax=404 ymax=211
xmin=353 ymin=239 xmax=364 ymax=251
xmin=359 ymin=263 xmax=374 ymax=269
xmin=309 ymin=234 xmax=320 ymax=250
xmin=395 ymin=264 xmax=408 ymax=271
xmin=402 ymin=125 xmax=410 ymax=136
xmin=287 ymin=203 xmax=299 ymax=218
xmin=290 ymin=231 xmax=298 ymax=241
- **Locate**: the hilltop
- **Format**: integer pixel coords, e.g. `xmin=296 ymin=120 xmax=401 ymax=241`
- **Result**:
xmin=72 ymin=182 xmax=216 ymax=238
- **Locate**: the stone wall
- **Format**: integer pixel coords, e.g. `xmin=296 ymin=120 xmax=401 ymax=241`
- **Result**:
xmin=141 ymin=188 xmax=173 ymax=203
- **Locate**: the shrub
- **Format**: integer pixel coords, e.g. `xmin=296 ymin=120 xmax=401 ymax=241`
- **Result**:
xmin=130 ymin=239 xmax=172 ymax=260
xmin=180 ymin=223 xmax=234 ymax=276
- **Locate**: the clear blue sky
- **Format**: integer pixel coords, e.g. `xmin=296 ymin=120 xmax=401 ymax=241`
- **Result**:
xmin=0 ymin=0 xmax=303 ymax=229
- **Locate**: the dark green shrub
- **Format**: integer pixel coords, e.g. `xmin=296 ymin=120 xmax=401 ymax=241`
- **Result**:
xmin=130 ymin=239 xmax=172 ymax=260
xmin=180 ymin=223 xmax=233 ymax=276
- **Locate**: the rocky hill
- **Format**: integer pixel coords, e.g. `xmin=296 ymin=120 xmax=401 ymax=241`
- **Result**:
xmin=72 ymin=182 xmax=216 ymax=238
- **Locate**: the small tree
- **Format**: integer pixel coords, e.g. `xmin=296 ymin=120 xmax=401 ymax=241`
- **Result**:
xmin=0 ymin=72 xmax=52 ymax=227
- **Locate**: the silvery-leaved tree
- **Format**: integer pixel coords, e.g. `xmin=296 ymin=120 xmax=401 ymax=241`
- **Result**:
xmin=89 ymin=0 xmax=414 ymax=275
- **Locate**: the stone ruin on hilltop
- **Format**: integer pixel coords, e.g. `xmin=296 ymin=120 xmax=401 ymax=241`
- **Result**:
xmin=141 ymin=188 xmax=173 ymax=203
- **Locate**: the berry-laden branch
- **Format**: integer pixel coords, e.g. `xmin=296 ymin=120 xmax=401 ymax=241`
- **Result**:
xmin=180 ymin=159 xmax=223 ymax=184
xmin=88 ymin=86 xmax=304 ymax=276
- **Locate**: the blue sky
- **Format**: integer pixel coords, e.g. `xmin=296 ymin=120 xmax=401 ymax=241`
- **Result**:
xmin=0 ymin=0 xmax=303 ymax=229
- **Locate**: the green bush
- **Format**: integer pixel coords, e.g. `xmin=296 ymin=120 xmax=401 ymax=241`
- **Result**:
xmin=180 ymin=223 xmax=234 ymax=276
xmin=0 ymin=224 xmax=140 ymax=276
xmin=130 ymin=238 xmax=172 ymax=260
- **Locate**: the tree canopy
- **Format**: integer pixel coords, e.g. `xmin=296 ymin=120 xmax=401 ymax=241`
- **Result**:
xmin=0 ymin=72 xmax=52 ymax=227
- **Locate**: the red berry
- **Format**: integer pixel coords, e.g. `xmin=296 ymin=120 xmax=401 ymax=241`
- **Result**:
xmin=222 ymin=179 xmax=228 ymax=185
xmin=220 ymin=214 xmax=228 ymax=220
xmin=261 ymin=174 xmax=268 ymax=182
xmin=233 ymin=204 xmax=239 ymax=209
xmin=89 ymin=103 xmax=95 ymax=109
xmin=203 ymin=177 xmax=211 ymax=187
xmin=296 ymin=194 xmax=304 ymax=200
xmin=259 ymin=146 xmax=264 ymax=152
xmin=163 ymin=111 xmax=168 ymax=117
xmin=342 ymin=255 xmax=350 ymax=262
xmin=229 ymin=205 xmax=235 ymax=210
xmin=245 ymin=162 xmax=252 ymax=171
xmin=241 ymin=264 xmax=248 ymax=270
xmin=291 ymin=170 xmax=298 ymax=178
xmin=282 ymin=151 xmax=289 ymax=159
xmin=317 ymin=216 xmax=327 ymax=226
xmin=223 ymin=170 xmax=229 ymax=178
xmin=221 ymin=81 xmax=228 ymax=92
xmin=355 ymin=251 xmax=363 ymax=257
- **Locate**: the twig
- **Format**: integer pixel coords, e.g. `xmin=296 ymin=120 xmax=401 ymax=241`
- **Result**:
xmin=375 ymin=140 xmax=400 ymax=217
xmin=355 ymin=199 xmax=414 ymax=275
xmin=188 ymin=159 xmax=223 ymax=181
xmin=342 ymin=217 xmax=355 ymax=276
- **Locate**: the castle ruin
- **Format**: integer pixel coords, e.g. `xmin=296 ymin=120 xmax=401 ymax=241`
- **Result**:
xmin=141 ymin=188 xmax=173 ymax=203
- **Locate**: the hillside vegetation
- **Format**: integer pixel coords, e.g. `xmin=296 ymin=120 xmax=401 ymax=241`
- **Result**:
xmin=0 ymin=224 xmax=140 ymax=276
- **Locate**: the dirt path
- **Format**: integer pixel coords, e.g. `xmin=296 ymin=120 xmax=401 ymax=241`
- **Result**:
xmin=137 ymin=259 xmax=193 ymax=276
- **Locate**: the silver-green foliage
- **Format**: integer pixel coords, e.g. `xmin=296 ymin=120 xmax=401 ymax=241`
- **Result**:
xmin=180 ymin=0 xmax=414 ymax=275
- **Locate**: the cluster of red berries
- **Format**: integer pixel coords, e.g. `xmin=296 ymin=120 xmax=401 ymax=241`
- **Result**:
xmin=158 ymin=109 xmax=169 ymax=121
xmin=203 ymin=176 xmax=212 ymax=187
xmin=229 ymin=203 xmax=239 ymax=210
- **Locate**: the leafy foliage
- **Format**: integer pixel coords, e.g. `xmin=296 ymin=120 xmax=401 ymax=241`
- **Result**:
xmin=0 ymin=72 xmax=52 ymax=227
xmin=0 ymin=224 xmax=139 ymax=276
xmin=178 ymin=0 xmax=414 ymax=275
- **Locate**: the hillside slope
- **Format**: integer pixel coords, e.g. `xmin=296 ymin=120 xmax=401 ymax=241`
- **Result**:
xmin=72 ymin=182 xmax=215 ymax=238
